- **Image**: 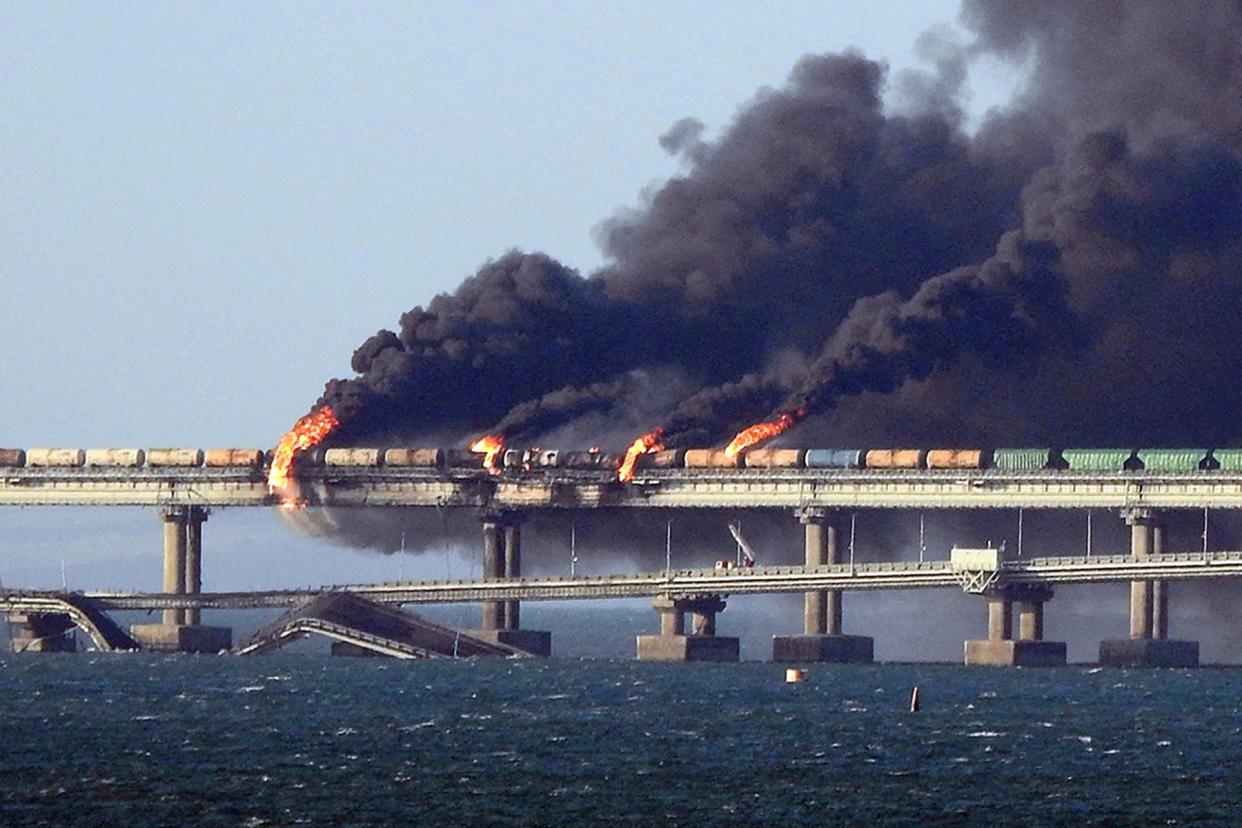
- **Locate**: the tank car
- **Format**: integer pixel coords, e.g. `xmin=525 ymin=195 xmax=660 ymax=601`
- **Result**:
xmin=383 ymin=448 xmax=444 ymax=468
xmin=532 ymin=449 xmax=561 ymax=468
xmin=85 ymin=448 xmax=146 ymax=467
xmin=0 ymin=449 xmax=27 ymax=467
xmin=637 ymin=448 xmax=686 ymax=469
xmin=147 ymin=448 xmax=204 ymax=467
xmin=323 ymin=448 xmax=383 ymax=467
xmin=683 ymin=449 xmax=742 ymax=468
xmin=27 ymin=448 xmax=87 ymax=467
xmin=445 ymin=449 xmax=485 ymax=469
xmin=562 ymin=451 xmax=604 ymax=470
xmin=864 ymin=449 xmax=926 ymax=469
xmin=204 ymin=449 xmax=265 ymax=467
xmin=925 ymin=449 xmax=990 ymax=470
xmin=804 ymin=449 xmax=864 ymax=469
xmin=743 ymin=448 xmax=805 ymax=468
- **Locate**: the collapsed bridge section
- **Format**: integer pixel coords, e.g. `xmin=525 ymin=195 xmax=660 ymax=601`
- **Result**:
xmin=233 ymin=592 xmax=537 ymax=659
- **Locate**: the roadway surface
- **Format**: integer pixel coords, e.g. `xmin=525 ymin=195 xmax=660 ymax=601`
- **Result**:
xmin=7 ymin=466 xmax=1242 ymax=510
xmin=5 ymin=552 xmax=1242 ymax=610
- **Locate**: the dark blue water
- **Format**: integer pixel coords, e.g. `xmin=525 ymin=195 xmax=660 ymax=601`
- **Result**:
xmin=3 ymin=655 xmax=1239 ymax=826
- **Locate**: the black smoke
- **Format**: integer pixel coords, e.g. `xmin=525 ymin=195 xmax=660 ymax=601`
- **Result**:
xmin=300 ymin=1 xmax=1242 ymax=599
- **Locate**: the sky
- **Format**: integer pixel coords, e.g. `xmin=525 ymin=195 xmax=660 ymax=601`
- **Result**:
xmin=0 ymin=2 xmax=1066 ymax=658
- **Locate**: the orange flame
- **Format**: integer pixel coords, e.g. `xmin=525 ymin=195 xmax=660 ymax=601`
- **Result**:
xmin=470 ymin=433 xmax=505 ymax=474
xmin=268 ymin=406 xmax=340 ymax=496
xmin=724 ymin=410 xmax=803 ymax=458
xmin=618 ymin=428 xmax=665 ymax=482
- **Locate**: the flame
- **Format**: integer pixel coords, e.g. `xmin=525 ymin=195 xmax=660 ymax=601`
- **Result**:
xmin=268 ymin=406 xmax=340 ymax=496
xmin=618 ymin=428 xmax=665 ymax=482
xmin=724 ymin=409 xmax=803 ymax=458
xmin=470 ymin=433 xmax=505 ymax=473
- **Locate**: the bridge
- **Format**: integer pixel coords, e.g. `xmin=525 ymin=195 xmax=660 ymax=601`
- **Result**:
xmin=5 ymin=551 xmax=1241 ymax=610
xmin=7 ymin=465 xmax=1242 ymax=510
xmin=5 ymin=465 xmax=1240 ymax=666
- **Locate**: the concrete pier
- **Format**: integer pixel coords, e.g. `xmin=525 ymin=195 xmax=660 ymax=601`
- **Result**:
xmin=131 ymin=506 xmax=231 ymax=653
xmin=637 ymin=595 xmax=739 ymax=661
xmin=772 ymin=508 xmax=874 ymax=663
xmin=7 ymin=612 xmax=76 ymax=653
xmin=1099 ymin=509 xmax=1198 ymax=667
xmin=965 ymin=585 xmax=1066 ymax=666
xmin=480 ymin=517 xmax=505 ymax=631
xmin=471 ymin=513 xmax=551 ymax=656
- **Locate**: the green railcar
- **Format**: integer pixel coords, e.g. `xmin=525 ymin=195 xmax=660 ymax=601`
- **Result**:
xmin=1212 ymin=449 xmax=1242 ymax=470
xmin=992 ymin=448 xmax=1053 ymax=472
xmin=1060 ymin=448 xmax=1134 ymax=471
xmin=1136 ymin=449 xmax=1209 ymax=472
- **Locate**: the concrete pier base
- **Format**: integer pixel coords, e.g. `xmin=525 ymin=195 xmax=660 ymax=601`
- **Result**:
xmin=1098 ymin=638 xmax=1199 ymax=668
xmin=964 ymin=639 xmax=1067 ymax=667
xmin=772 ymin=634 xmax=874 ymax=663
xmin=637 ymin=595 xmax=738 ymax=662
xmin=130 ymin=623 xmax=232 ymax=654
xmin=636 ymin=634 xmax=740 ymax=662
xmin=469 ymin=628 xmax=552 ymax=657
xmin=7 ymin=613 xmax=76 ymax=653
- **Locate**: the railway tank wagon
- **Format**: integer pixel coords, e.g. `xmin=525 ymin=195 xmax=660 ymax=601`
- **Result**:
xmin=85 ymin=448 xmax=146 ymax=467
xmin=0 ymin=449 xmax=27 ymax=467
xmin=804 ymin=449 xmax=864 ymax=469
xmin=27 ymin=448 xmax=87 ymax=467
xmin=203 ymin=449 xmax=265 ymax=468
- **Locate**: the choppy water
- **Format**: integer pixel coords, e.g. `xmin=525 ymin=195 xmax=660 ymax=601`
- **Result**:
xmin=3 ymin=656 xmax=1240 ymax=826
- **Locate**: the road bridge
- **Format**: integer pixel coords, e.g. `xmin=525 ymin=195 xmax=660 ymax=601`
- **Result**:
xmin=5 ymin=466 xmax=1238 ymax=666
xmin=4 ymin=551 xmax=1237 ymax=609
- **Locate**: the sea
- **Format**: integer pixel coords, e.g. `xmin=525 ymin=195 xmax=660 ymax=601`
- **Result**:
xmin=5 ymin=620 xmax=1242 ymax=827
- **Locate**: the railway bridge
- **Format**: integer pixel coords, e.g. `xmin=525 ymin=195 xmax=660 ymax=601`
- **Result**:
xmin=6 ymin=465 xmax=1242 ymax=665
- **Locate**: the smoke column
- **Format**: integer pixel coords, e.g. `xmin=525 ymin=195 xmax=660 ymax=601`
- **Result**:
xmin=297 ymin=2 xmax=1242 ymax=596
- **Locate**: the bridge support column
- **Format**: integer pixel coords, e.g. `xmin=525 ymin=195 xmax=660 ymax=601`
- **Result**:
xmin=480 ymin=518 xmax=505 ymax=631
xmin=130 ymin=506 xmax=231 ymax=654
xmin=965 ymin=585 xmax=1066 ymax=666
xmin=504 ymin=522 xmax=521 ymax=631
xmin=638 ymin=595 xmax=739 ymax=662
xmin=161 ymin=507 xmax=188 ymax=626
xmin=184 ymin=507 xmax=207 ymax=626
xmin=471 ymin=513 xmax=551 ymax=656
xmin=6 ymin=612 xmax=76 ymax=653
xmin=772 ymin=508 xmax=873 ymax=663
xmin=1099 ymin=509 xmax=1198 ymax=667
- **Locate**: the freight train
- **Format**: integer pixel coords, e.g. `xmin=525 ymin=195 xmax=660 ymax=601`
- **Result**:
xmin=3 ymin=446 xmax=1242 ymax=473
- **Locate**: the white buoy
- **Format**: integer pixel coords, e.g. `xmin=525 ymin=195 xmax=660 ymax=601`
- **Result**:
xmin=785 ymin=668 xmax=805 ymax=683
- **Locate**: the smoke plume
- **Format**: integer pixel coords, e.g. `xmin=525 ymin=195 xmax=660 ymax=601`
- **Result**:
xmin=299 ymin=1 xmax=1242 ymax=594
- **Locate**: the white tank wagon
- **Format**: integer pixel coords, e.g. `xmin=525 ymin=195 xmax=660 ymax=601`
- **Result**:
xmin=85 ymin=448 xmax=146 ymax=467
xmin=383 ymin=448 xmax=444 ymax=467
xmin=323 ymin=448 xmax=383 ymax=467
xmin=204 ymin=449 xmax=265 ymax=468
xmin=27 ymin=448 xmax=86 ymax=467
xmin=146 ymin=448 xmax=205 ymax=467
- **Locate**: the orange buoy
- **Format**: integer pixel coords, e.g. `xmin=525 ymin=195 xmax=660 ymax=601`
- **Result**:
xmin=785 ymin=668 xmax=806 ymax=684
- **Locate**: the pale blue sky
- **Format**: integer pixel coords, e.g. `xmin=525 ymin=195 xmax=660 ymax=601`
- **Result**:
xmin=0 ymin=0 xmax=1019 ymax=445
xmin=0 ymin=2 xmax=1035 ymax=637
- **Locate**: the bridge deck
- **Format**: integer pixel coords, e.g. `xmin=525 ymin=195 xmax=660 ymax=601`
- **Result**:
xmin=6 ymin=466 xmax=1242 ymax=509
xmin=5 ymin=552 xmax=1240 ymax=611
